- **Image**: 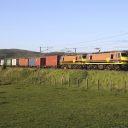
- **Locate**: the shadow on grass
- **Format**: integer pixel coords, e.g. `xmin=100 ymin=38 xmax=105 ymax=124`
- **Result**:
xmin=0 ymin=82 xmax=12 ymax=86
xmin=54 ymin=87 xmax=67 ymax=90
xmin=0 ymin=91 xmax=7 ymax=94
xmin=0 ymin=101 xmax=9 ymax=105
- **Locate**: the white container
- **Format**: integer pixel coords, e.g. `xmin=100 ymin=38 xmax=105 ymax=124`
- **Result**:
xmin=12 ymin=59 xmax=17 ymax=66
xmin=6 ymin=59 xmax=12 ymax=66
xmin=1 ymin=59 xmax=5 ymax=66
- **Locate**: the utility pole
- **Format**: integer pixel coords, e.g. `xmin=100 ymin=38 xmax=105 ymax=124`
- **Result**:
xmin=40 ymin=47 xmax=42 ymax=54
xmin=95 ymin=48 xmax=101 ymax=53
xmin=40 ymin=46 xmax=43 ymax=57
xmin=65 ymin=48 xmax=77 ymax=54
xmin=73 ymin=48 xmax=77 ymax=54
xmin=40 ymin=46 xmax=53 ymax=54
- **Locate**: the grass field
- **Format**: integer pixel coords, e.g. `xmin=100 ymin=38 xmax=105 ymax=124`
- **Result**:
xmin=0 ymin=68 xmax=128 ymax=128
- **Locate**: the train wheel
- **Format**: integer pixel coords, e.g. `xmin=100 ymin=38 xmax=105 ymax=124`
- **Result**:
xmin=121 ymin=65 xmax=128 ymax=71
xmin=92 ymin=65 xmax=98 ymax=70
xmin=98 ymin=65 xmax=104 ymax=70
xmin=105 ymin=65 xmax=113 ymax=70
xmin=83 ymin=65 xmax=87 ymax=70
xmin=71 ymin=65 xmax=76 ymax=69
xmin=77 ymin=65 xmax=82 ymax=69
xmin=87 ymin=65 xmax=92 ymax=70
xmin=114 ymin=65 xmax=120 ymax=71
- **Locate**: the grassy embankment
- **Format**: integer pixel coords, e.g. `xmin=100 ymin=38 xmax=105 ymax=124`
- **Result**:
xmin=0 ymin=68 xmax=128 ymax=128
xmin=0 ymin=68 xmax=128 ymax=91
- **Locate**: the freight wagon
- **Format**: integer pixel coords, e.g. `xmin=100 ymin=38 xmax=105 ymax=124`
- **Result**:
xmin=12 ymin=59 xmax=19 ymax=66
xmin=19 ymin=58 xmax=29 ymax=67
xmin=29 ymin=58 xmax=36 ymax=67
xmin=35 ymin=57 xmax=46 ymax=68
xmin=6 ymin=59 xmax=12 ymax=66
xmin=0 ymin=59 xmax=5 ymax=66
xmin=28 ymin=57 xmax=46 ymax=67
xmin=46 ymin=55 xmax=60 ymax=68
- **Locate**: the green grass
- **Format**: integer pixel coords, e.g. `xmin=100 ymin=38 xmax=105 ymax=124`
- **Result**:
xmin=0 ymin=68 xmax=128 ymax=91
xmin=0 ymin=84 xmax=128 ymax=128
xmin=0 ymin=68 xmax=128 ymax=128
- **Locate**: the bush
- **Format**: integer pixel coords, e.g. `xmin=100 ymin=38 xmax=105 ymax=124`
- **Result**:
xmin=1 ymin=63 xmax=6 ymax=70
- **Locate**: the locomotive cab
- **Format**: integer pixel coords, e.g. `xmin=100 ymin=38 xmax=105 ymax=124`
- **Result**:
xmin=121 ymin=52 xmax=128 ymax=62
xmin=81 ymin=54 xmax=87 ymax=63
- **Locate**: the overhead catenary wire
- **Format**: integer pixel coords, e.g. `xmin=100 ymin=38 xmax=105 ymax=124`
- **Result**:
xmin=71 ymin=32 xmax=128 ymax=52
xmin=39 ymin=32 xmax=128 ymax=53
xmin=79 ymin=32 xmax=128 ymax=44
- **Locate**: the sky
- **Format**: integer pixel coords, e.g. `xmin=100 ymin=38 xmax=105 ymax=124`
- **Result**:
xmin=0 ymin=0 xmax=128 ymax=52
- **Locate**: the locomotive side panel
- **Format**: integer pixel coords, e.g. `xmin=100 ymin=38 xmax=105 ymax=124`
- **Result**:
xmin=86 ymin=52 xmax=121 ymax=63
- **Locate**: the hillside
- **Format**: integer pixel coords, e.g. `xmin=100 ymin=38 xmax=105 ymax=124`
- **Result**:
xmin=0 ymin=49 xmax=41 ymax=58
xmin=0 ymin=49 xmax=79 ymax=59
xmin=0 ymin=49 xmax=88 ymax=59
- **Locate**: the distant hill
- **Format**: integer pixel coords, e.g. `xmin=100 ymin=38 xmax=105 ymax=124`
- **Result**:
xmin=0 ymin=49 xmax=87 ymax=59
xmin=0 ymin=49 xmax=68 ymax=59
xmin=0 ymin=49 xmax=41 ymax=58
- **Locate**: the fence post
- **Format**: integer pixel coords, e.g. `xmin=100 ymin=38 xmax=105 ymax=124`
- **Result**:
xmin=110 ymin=80 xmax=113 ymax=92
xmin=68 ymin=78 xmax=70 ymax=87
xmin=86 ymin=79 xmax=88 ymax=90
xmin=61 ymin=77 xmax=64 ymax=88
xmin=98 ymin=79 xmax=100 ymax=90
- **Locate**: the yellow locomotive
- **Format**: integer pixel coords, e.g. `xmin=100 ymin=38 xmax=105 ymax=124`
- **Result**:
xmin=60 ymin=51 xmax=128 ymax=70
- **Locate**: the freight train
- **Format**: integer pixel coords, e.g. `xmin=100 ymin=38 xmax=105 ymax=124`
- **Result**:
xmin=0 ymin=50 xmax=128 ymax=70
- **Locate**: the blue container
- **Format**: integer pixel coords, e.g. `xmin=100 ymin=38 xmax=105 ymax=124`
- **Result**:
xmin=29 ymin=58 xmax=36 ymax=67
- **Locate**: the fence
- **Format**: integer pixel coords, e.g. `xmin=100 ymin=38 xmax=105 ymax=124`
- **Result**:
xmin=37 ymin=77 xmax=127 ymax=93
xmin=0 ymin=75 xmax=127 ymax=93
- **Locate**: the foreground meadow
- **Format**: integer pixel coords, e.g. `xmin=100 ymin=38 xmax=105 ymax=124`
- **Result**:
xmin=0 ymin=84 xmax=128 ymax=128
xmin=0 ymin=68 xmax=128 ymax=128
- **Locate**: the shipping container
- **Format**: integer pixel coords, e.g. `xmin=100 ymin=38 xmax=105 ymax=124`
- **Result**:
xmin=29 ymin=58 xmax=36 ymax=67
xmin=12 ymin=59 xmax=19 ymax=66
xmin=6 ymin=59 xmax=12 ymax=66
xmin=19 ymin=58 xmax=29 ymax=67
xmin=0 ymin=59 xmax=5 ymax=66
xmin=35 ymin=57 xmax=46 ymax=67
xmin=46 ymin=55 xmax=60 ymax=68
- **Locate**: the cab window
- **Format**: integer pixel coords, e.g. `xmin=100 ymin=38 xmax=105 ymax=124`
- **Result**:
xmin=111 ymin=54 xmax=114 ymax=59
xmin=121 ymin=53 xmax=128 ymax=57
xmin=82 ymin=55 xmax=87 ymax=59
xmin=90 ymin=56 xmax=92 ymax=60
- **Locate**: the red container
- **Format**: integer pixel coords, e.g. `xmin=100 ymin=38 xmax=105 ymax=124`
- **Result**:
xmin=35 ymin=57 xmax=46 ymax=67
xmin=19 ymin=58 xmax=29 ymax=67
xmin=46 ymin=55 xmax=60 ymax=68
